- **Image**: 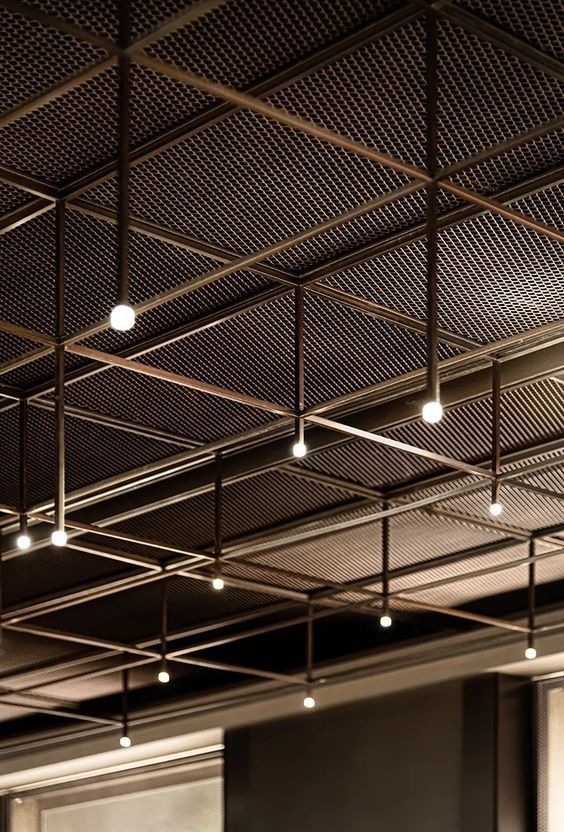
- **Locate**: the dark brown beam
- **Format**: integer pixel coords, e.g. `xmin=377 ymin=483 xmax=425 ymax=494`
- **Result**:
xmin=30 ymin=399 xmax=202 ymax=449
xmin=0 ymin=168 xmax=58 ymax=200
xmin=65 ymin=343 xmax=294 ymax=417
xmin=0 ymin=198 xmax=53 ymax=234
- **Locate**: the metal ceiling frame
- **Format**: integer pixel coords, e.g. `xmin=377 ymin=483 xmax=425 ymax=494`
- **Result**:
xmin=0 ymin=0 xmax=563 ymax=733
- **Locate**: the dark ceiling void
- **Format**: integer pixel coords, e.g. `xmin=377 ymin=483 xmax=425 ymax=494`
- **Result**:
xmin=0 ymin=0 xmax=563 ymax=751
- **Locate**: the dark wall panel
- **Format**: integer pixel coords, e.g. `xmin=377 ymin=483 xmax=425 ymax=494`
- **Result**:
xmin=225 ymin=676 xmax=532 ymax=832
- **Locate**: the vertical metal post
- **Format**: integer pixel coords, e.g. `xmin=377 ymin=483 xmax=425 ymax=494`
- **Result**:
xmin=294 ymin=285 xmax=305 ymax=448
xmin=528 ymin=539 xmax=536 ymax=654
xmin=160 ymin=580 xmax=168 ymax=673
xmin=425 ymin=10 xmax=439 ymax=405
xmin=214 ymin=451 xmax=223 ymax=583
xmin=306 ymin=601 xmax=313 ymax=684
xmin=118 ymin=2 xmax=131 ymax=309
xmin=18 ymin=399 xmax=28 ymax=538
xmin=122 ymin=667 xmax=129 ymax=739
xmin=382 ymin=512 xmax=390 ymax=619
xmin=54 ymin=201 xmax=66 ymax=539
xmin=491 ymin=360 xmax=501 ymax=506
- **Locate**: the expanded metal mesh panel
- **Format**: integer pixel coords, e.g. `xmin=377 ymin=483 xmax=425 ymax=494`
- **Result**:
xmin=268 ymin=188 xmax=458 ymax=274
xmin=0 ymin=332 xmax=38 ymax=365
xmin=389 ymin=380 xmax=564 ymax=468
xmin=456 ymin=0 xmax=564 ymax=60
xmin=423 ymin=482 xmax=564 ymax=532
xmin=19 ymin=0 xmax=120 ymax=40
xmin=82 ymin=110 xmax=408 ymax=257
xmin=0 ymin=628 xmax=84 ymax=677
xmin=300 ymin=380 xmax=564 ymax=492
xmin=510 ymin=183 xmax=563 ymax=228
xmin=451 ymin=130 xmax=564 ymax=194
xmin=1 ymin=212 xmax=55 ymax=334
xmin=265 ymin=18 xmax=427 ymax=167
xmin=0 ymin=182 xmax=34 ymax=214
xmin=113 ymin=468 xmax=353 ymax=550
xmin=403 ymin=542 xmax=564 ymax=608
xmin=3 ymin=547 xmax=139 ymax=608
xmin=514 ymin=459 xmax=564 ymax=496
xmin=325 ymin=209 xmax=564 ymax=342
xmin=0 ymin=8 xmax=104 ymax=113
xmin=62 ymin=209 xmax=270 ymax=340
xmin=0 ymin=407 xmax=19 ymax=505
xmin=144 ymin=0 xmax=381 ymax=87
xmin=0 ymin=64 xmax=217 ymax=183
xmin=24 ymin=405 xmax=183 ymax=506
xmin=299 ymin=437 xmax=445 ymax=489
xmin=436 ymin=20 xmax=563 ymax=167
xmin=64 ymin=365 xmax=278 ymax=443
xmin=2 ymin=351 xmax=86 ymax=389
xmin=33 ymin=573 xmax=279 ymax=643
xmin=247 ymin=505 xmax=505 ymax=585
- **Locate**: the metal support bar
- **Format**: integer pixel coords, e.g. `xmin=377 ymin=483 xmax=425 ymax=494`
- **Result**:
xmin=117 ymin=0 xmax=131 ymax=310
xmin=65 ymin=342 xmax=293 ymax=416
xmin=491 ymin=360 xmax=501 ymax=506
xmin=54 ymin=201 xmax=65 ymax=539
xmin=305 ymin=414 xmax=494 ymax=479
xmin=425 ymin=10 xmax=439 ymax=405
xmin=294 ymin=285 xmax=305 ymax=449
xmin=528 ymin=538 xmax=536 ymax=653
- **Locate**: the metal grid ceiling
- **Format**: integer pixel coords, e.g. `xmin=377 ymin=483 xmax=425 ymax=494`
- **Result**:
xmin=0 ymin=0 xmax=563 ymax=742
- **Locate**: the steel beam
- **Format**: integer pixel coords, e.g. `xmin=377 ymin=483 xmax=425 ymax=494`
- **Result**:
xmin=0 ymin=198 xmax=53 ymax=234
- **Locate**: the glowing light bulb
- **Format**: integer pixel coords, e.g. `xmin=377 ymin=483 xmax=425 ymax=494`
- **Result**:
xmin=119 ymin=735 xmax=132 ymax=748
xmin=380 ymin=614 xmax=392 ymax=628
xmin=303 ymin=694 xmax=316 ymax=709
xmin=212 ymin=576 xmax=224 ymax=591
xmin=16 ymin=533 xmax=31 ymax=550
xmin=157 ymin=669 xmax=170 ymax=684
xmin=51 ymin=529 xmax=67 ymax=547
xmin=110 ymin=303 xmax=135 ymax=331
xmin=292 ymin=441 xmax=307 ymax=458
xmin=489 ymin=502 xmax=503 ymax=517
xmin=525 ymin=646 xmax=537 ymax=660
xmin=422 ymin=400 xmax=443 ymax=424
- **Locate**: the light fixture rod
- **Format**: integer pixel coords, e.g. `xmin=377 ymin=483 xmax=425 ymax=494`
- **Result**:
xmin=118 ymin=2 xmax=131 ymax=308
xmin=55 ymin=201 xmax=66 ymax=537
xmin=214 ymin=451 xmax=223 ymax=580
xmin=425 ymin=10 xmax=439 ymax=404
xmin=382 ymin=512 xmax=390 ymax=617
xmin=161 ymin=580 xmax=168 ymax=658
xmin=306 ymin=601 xmax=313 ymax=683
xmin=528 ymin=539 xmax=536 ymax=651
xmin=491 ymin=360 xmax=501 ymax=504
xmin=122 ymin=666 xmax=129 ymax=737
xmin=18 ymin=399 xmax=28 ymax=536
xmin=295 ymin=285 xmax=305 ymax=444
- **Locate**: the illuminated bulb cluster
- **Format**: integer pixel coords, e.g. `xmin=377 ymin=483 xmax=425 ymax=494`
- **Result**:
xmin=119 ymin=735 xmax=132 ymax=748
xmin=16 ymin=533 xmax=31 ymax=551
xmin=110 ymin=303 xmax=136 ymax=332
xmin=422 ymin=400 xmax=443 ymax=424
xmin=525 ymin=646 xmax=537 ymax=660
xmin=157 ymin=669 xmax=170 ymax=684
xmin=303 ymin=693 xmax=316 ymax=709
xmin=51 ymin=529 xmax=68 ymax=547
xmin=380 ymin=614 xmax=392 ymax=628
xmin=212 ymin=576 xmax=225 ymax=591
xmin=489 ymin=502 xmax=503 ymax=517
